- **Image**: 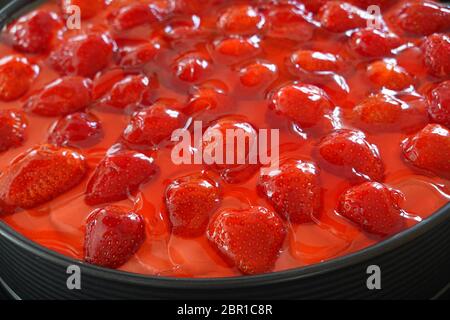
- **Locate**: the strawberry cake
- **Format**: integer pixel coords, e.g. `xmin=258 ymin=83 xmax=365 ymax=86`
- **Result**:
xmin=0 ymin=0 xmax=449 ymax=278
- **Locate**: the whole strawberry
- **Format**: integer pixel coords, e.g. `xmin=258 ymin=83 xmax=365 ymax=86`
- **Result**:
xmin=0 ymin=144 xmax=87 ymax=214
xmin=84 ymin=205 xmax=146 ymax=268
xmin=85 ymin=150 xmax=158 ymax=205
xmin=401 ymin=124 xmax=450 ymax=178
xmin=258 ymin=159 xmax=322 ymax=223
xmin=207 ymin=206 xmax=286 ymax=275
xmin=337 ymin=182 xmax=405 ymax=236
xmin=0 ymin=109 xmax=28 ymax=153
xmin=165 ymin=174 xmax=221 ymax=237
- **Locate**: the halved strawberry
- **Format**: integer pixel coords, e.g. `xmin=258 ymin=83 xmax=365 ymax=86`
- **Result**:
xmin=0 ymin=109 xmax=28 ymax=153
xmin=6 ymin=9 xmax=62 ymax=53
xmin=100 ymin=74 xmax=151 ymax=109
xmin=395 ymin=1 xmax=450 ymax=35
xmin=367 ymin=60 xmax=413 ymax=91
xmin=173 ymin=52 xmax=211 ymax=83
xmin=122 ymin=102 xmax=188 ymax=149
xmin=165 ymin=174 xmax=221 ymax=237
xmin=24 ymin=76 xmax=92 ymax=117
xmin=319 ymin=1 xmax=376 ymax=33
xmin=427 ymin=81 xmax=450 ymax=128
xmin=48 ymin=112 xmax=103 ymax=148
xmin=337 ymin=182 xmax=405 ymax=236
xmin=85 ymin=150 xmax=158 ymax=206
xmin=217 ymin=5 xmax=265 ymax=35
xmin=84 ymin=205 xmax=145 ymax=268
xmin=61 ymin=0 xmax=106 ymax=20
xmin=422 ymin=33 xmax=450 ymax=79
xmin=0 ymin=144 xmax=87 ymax=214
xmin=258 ymin=159 xmax=322 ymax=223
xmin=270 ymin=83 xmax=333 ymax=128
xmin=349 ymin=28 xmax=402 ymax=58
xmin=49 ymin=33 xmax=115 ymax=78
xmin=0 ymin=55 xmax=38 ymax=102
xmin=207 ymin=206 xmax=286 ymax=275
xmin=401 ymin=124 xmax=450 ymax=178
xmin=318 ymin=129 xmax=385 ymax=182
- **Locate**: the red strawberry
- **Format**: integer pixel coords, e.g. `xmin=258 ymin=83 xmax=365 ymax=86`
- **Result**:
xmin=240 ymin=62 xmax=276 ymax=88
xmin=6 ymin=9 xmax=62 ymax=53
xmin=84 ymin=205 xmax=145 ymax=268
xmin=122 ymin=102 xmax=187 ymax=148
xmin=202 ymin=117 xmax=260 ymax=183
xmin=367 ymin=60 xmax=413 ymax=91
xmin=215 ymin=37 xmax=259 ymax=58
xmin=120 ymin=41 xmax=162 ymax=68
xmin=0 ymin=109 xmax=28 ymax=153
xmin=218 ymin=5 xmax=265 ymax=35
xmin=48 ymin=112 xmax=103 ymax=148
xmin=49 ymin=33 xmax=115 ymax=78
xmin=101 ymin=74 xmax=150 ymax=109
xmin=427 ymin=81 xmax=450 ymax=128
xmin=270 ymin=83 xmax=333 ymax=128
xmin=265 ymin=6 xmax=314 ymax=41
xmin=318 ymin=129 xmax=385 ymax=182
xmin=61 ymin=0 xmax=106 ymax=19
xmin=401 ymin=124 xmax=450 ymax=178
xmin=319 ymin=1 xmax=376 ymax=33
xmin=422 ymin=33 xmax=450 ymax=79
xmin=0 ymin=55 xmax=38 ymax=102
xmin=353 ymin=93 xmax=427 ymax=132
xmin=0 ymin=144 xmax=87 ymax=214
xmin=347 ymin=0 xmax=390 ymax=8
xmin=173 ymin=52 xmax=211 ymax=83
xmin=92 ymin=69 xmax=126 ymax=100
xmin=165 ymin=174 xmax=221 ymax=237
xmin=290 ymin=50 xmax=341 ymax=72
xmin=207 ymin=206 xmax=286 ymax=275
xmin=111 ymin=3 xmax=162 ymax=30
xmin=85 ymin=150 xmax=158 ymax=206
xmin=164 ymin=15 xmax=205 ymax=39
xmin=299 ymin=0 xmax=327 ymax=13
xmin=337 ymin=182 xmax=405 ymax=236
xmin=258 ymin=159 xmax=322 ymax=223
xmin=349 ymin=28 xmax=402 ymax=57
xmin=395 ymin=1 xmax=450 ymax=35
xmin=185 ymin=80 xmax=228 ymax=115
xmin=24 ymin=76 xmax=92 ymax=117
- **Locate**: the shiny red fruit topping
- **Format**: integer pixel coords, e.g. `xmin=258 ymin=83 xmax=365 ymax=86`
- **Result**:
xmin=100 ymin=74 xmax=151 ymax=109
xmin=215 ymin=37 xmax=259 ymax=59
xmin=258 ymin=160 xmax=322 ymax=223
xmin=290 ymin=50 xmax=341 ymax=72
xmin=0 ymin=109 xmax=27 ymax=153
xmin=84 ymin=205 xmax=145 ymax=268
xmin=202 ymin=117 xmax=259 ymax=184
xmin=111 ymin=3 xmax=162 ymax=31
xmin=318 ymin=129 xmax=385 ymax=182
xmin=395 ymin=1 xmax=450 ymax=35
xmin=24 ymin=76 xmax=92 ymax=117
xmin=165 ymin=174 xmax=221 ymax=237
xmin=427 ymin=81 xmax=450 ymax=128
xmin=122 ymin=102 xmax=187 ymax=148
xmin=173 ymin=52 xmax=210 ymax=83
xmin=401 ymin=124 xmax=450 ymax=178
xmin=349 ymin=28 xmax=402 ymax=58
xmin=319 ymin=1 xmax=375 ymax=33
xmin=239 ymin=62 xmax=276 ymax=88
xmin=184 ymin=80 xmax=228 ymax=115
xmin=49 ymin=33 xmax=115 ymax=78
xmin=265 ymin=5 xmax=314 ymax=41
xmin=120 ymin=41 xmax=162 ymax=68
xmin=85 ymin=150 xmax=158 ymax=205
xmin=217 ymin=5 xmax=265 ymax=35
xmin=270 ymin=83 xmax=333 ymax=128
xmin=0 ymin=144 xmax=87 ymax=214
xmin=367 ymin=60 xmax=413 ymax=90
xmin=337 ymin=182 xmax=405 ymax=236
xmin=48 ymin=112 xmax=103 ymax=148
xmin=6 ymin=9 xmax=62 ymax=53
xmin=0 ymin=55 xmax=38 ymax=102
xmin=207 ymin=206 xmax=286 ymax=275
xmin=422 ymin=33 xmax=450 ymax=78
xmin=61 ymin=0 xmax=106 ymax=19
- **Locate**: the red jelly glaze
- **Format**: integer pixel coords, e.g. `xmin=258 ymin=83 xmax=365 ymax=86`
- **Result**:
xmin=0 ymin=0 xmax=448 ymax=278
